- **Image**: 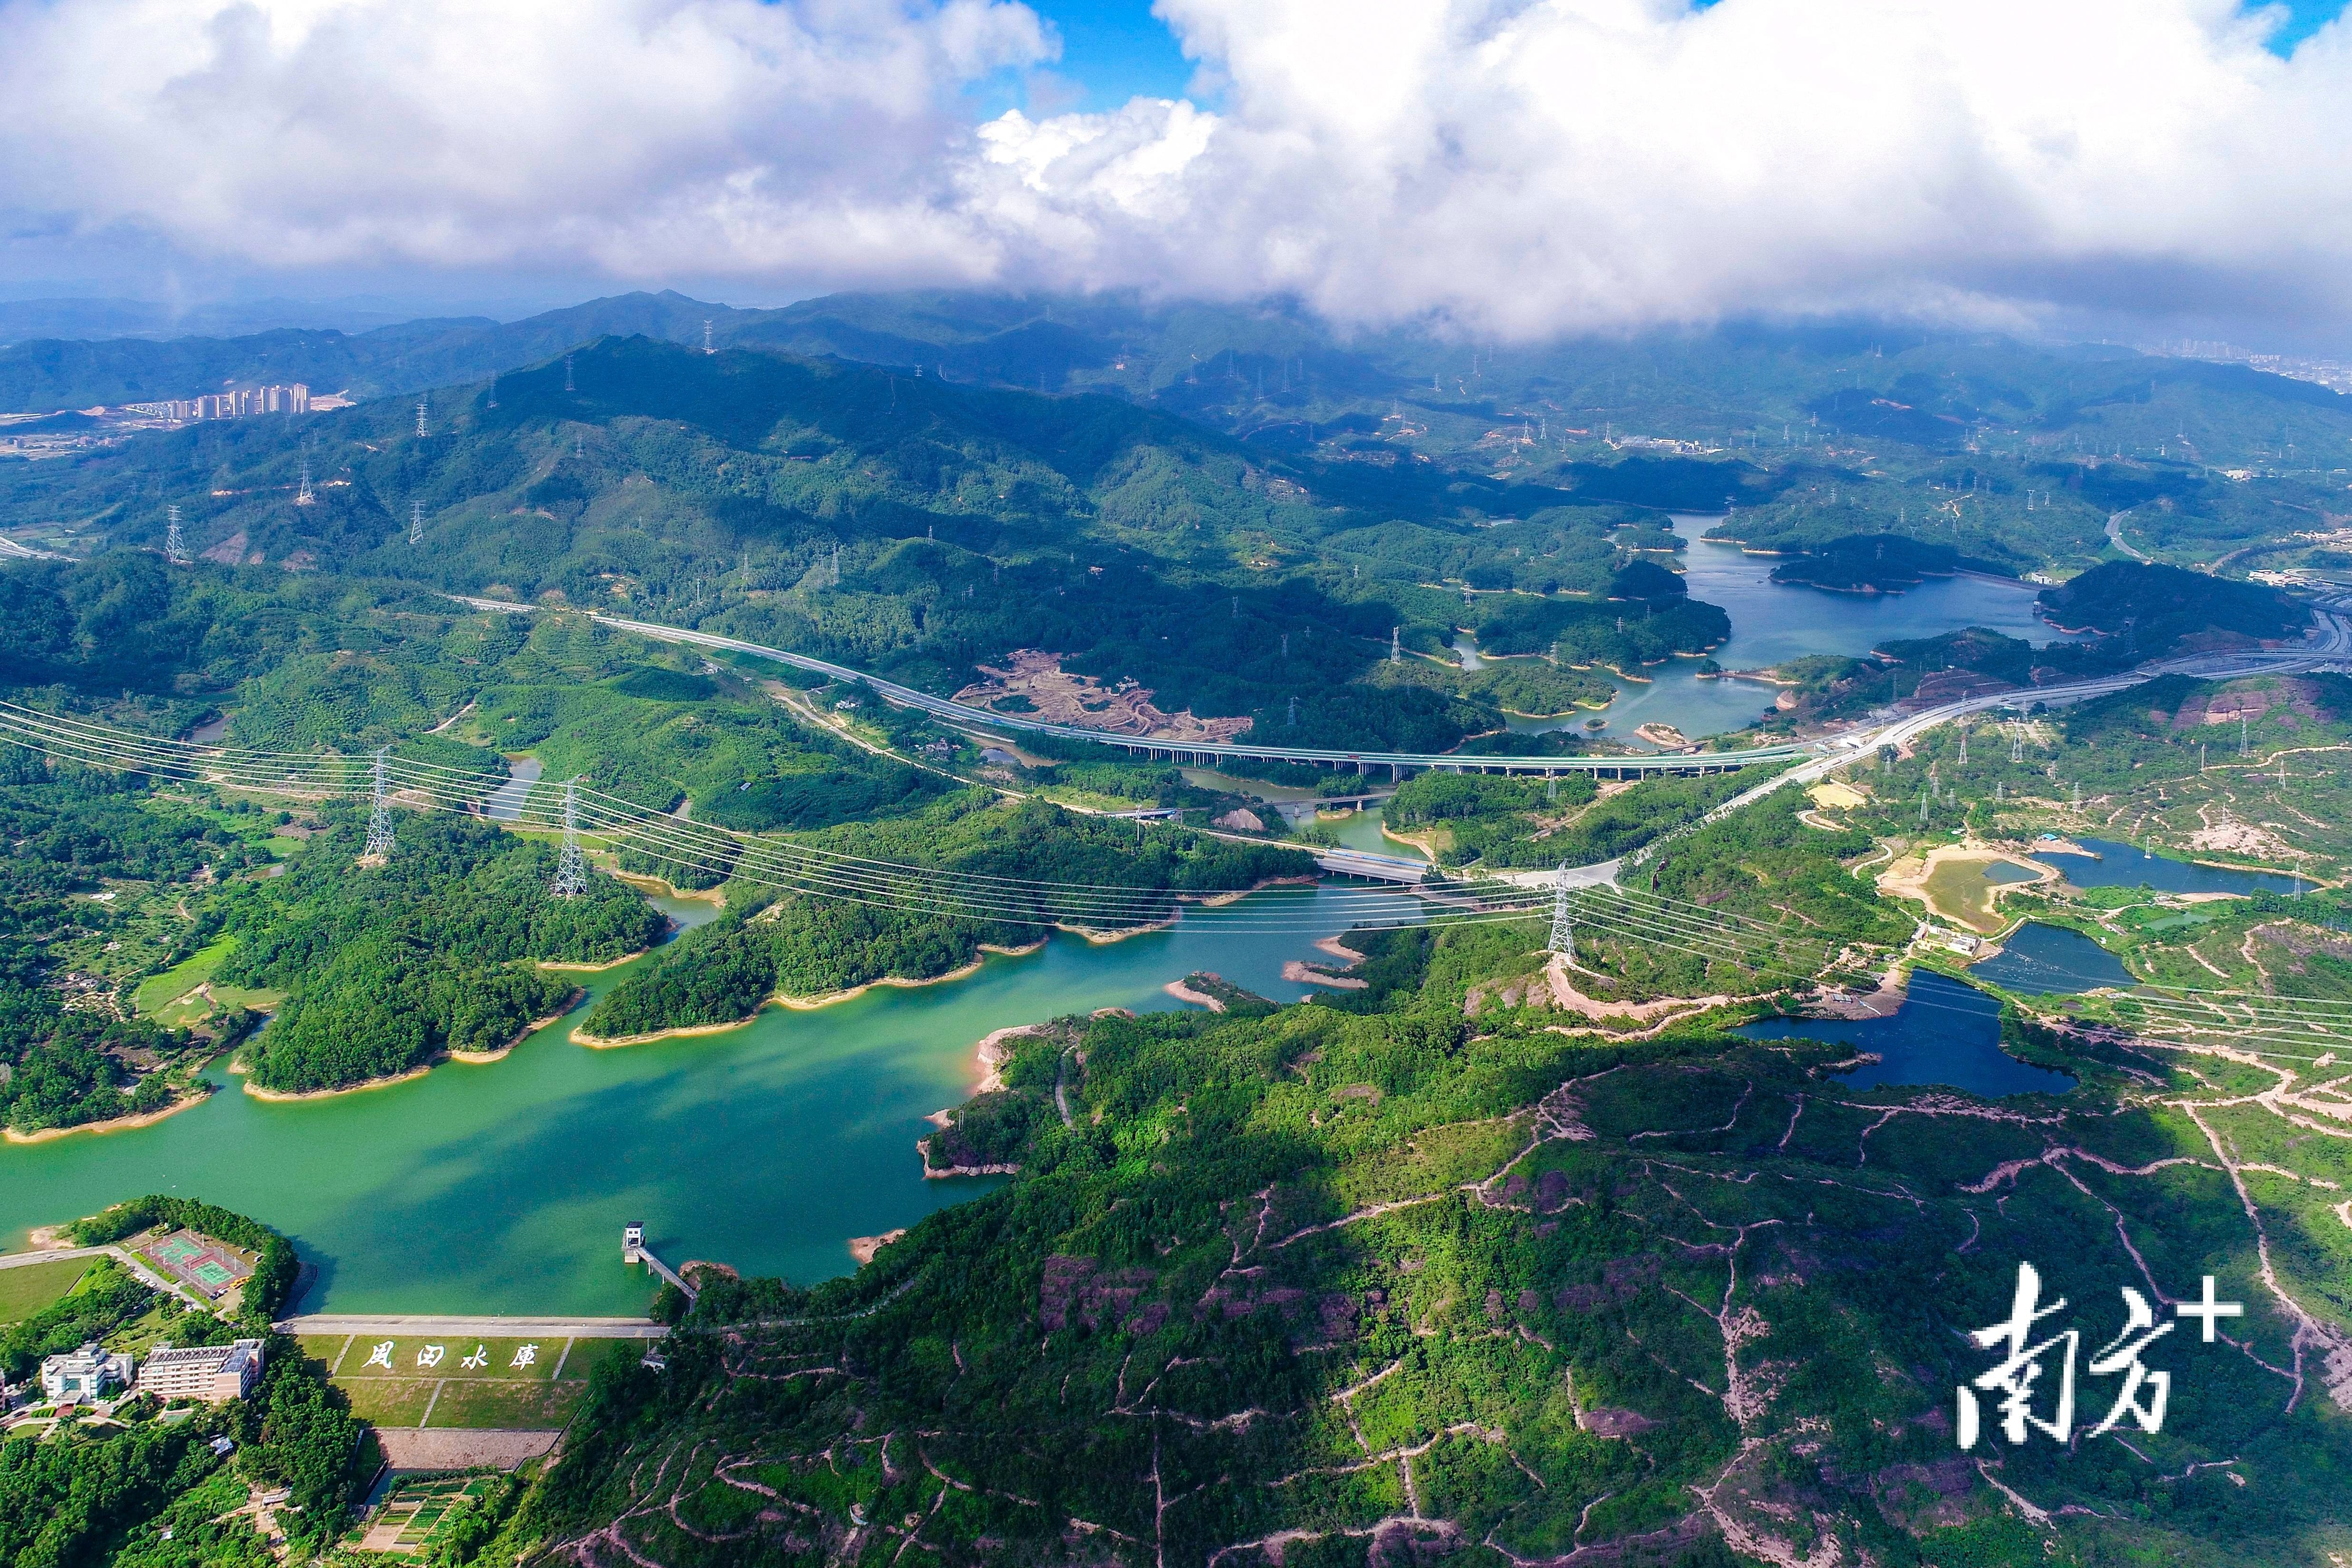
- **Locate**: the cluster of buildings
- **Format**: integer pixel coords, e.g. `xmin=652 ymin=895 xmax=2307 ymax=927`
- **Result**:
xmin=120 ymin=384 xmax=312 ymax=421
xmin=2150 ymin=339 xmax=2352 ymax=396
xmin=31 ymin=1337 xmax=264 ymax=1407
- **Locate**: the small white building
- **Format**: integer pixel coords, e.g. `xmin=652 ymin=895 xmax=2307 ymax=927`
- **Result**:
xmin=41 ymin=1342 xmax=133 ymax=1403
xmin=138 ymin=1340 xmax=264 ymax=1403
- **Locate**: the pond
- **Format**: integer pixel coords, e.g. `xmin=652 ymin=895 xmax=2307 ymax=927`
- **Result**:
xmin=0 ymin=883 xmax=1419 ymax=1316
xmin=1972 ymin=922 xmax=2136 ymax=996
xmin=1508 ymin=514 xmax=2056 ymax=742
xmin=482 ymin=755 xmax=542 ymax=822
xmin=1735 ymin=969 xmax=2077 ymax=1097
xmin=2029 ymin=837 xmax=2304 ymax=897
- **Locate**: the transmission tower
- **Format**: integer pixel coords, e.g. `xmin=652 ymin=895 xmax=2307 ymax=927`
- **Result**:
xmin=295 ymin=463 xmax=315 ymax=506
xmin=703 ymin=319 xmax=714 ymax=355
xmin=563 ymin=355 xmax=576 ymax=394
xmin=1285 ymin=695 xmax=1297 ymax=726
xmin=1390 ymin=627 xmax=1401 ymax=664
xmin=410 ymin=500 xmax=424 ymax=545
xmin=363 ymin=748 xmax=395 ymax=859
xmin=164 ymin=505 xmax=188 ymax=564
xmin=551 ymin=777 xmax=589 ymax=897
xmin=2009 ymin=722 xmax=2024 ymax=763
xmin=486 ymin=375 xmax=498 ymax=410
xmin=416 ymin=397 xmax=429 ymax=437
xmin=1957 ymin=726 xmax=1967 ymax=765
xmin=1547 ymin=866 xmax=1574 ymax=960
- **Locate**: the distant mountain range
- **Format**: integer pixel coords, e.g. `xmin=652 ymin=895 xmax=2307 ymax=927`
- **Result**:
xmin=5 ymin=286 xmax=2349 ymax=584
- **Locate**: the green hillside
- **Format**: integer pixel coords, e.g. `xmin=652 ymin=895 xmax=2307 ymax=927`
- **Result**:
xmin=0 ymin=336 xmax=1728 ymax=754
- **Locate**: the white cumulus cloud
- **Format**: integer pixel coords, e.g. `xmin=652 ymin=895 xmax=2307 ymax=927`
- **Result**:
xmin=6 ymin=0 xmax=2352 ymax=337
xmin=0 ymin=0 xmax=1053 ymax=286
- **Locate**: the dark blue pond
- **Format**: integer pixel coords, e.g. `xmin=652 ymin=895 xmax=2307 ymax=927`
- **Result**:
xmin=1736 ymin=969 xmax=2077 ymax=1097
xmin=1973 ymin=922 xmax=2136 ymax=996
xmin=2030 ymin=837 xmax=2302 ymax=897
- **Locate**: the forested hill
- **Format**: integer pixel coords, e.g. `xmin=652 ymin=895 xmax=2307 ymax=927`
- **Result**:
xmin=15 ymin=287 xmax=2349 ymax=585
xmin=0 ymin=289 xmax=746 ymax=414
xmin=0 ymin=336 xmax=1729 ymax=753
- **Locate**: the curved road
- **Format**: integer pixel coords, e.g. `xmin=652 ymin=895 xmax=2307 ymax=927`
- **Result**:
xmin=455 ymin=599 xmax=2347 ymax=800
xmin=458 ymin=599 xmax=1814 ymax=778
xmin=1671 ymin=611 xmax=2352 ymax=849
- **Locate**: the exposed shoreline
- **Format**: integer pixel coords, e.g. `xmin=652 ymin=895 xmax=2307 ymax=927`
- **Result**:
xmin=848 ymin=1229 xmax=907 ymax=1265
xmin=1193 ymin=874 xmax=1320 ymax=910
xmin=242 ymin=1061 xmax=436 ymax=1102
xmin=609 ymin=869 xmax=727 ymax=905
xmin=572 ymin=957 xmax=1000 ymax=1046
xmin=1282 ymin=959 xmax=1366 ymax=990
xmin=4 ymin=1087 xmax=215 ymax=1144
xmin=970 ymin=1024 xmax=1047 ymax=1094
xmin=573 ymin=1016 xmax=756 ymax=1049
xmin=450 ymin=993 xmax=584 ymax=1063
xmin=1163 ymin=977 xmax=1223 ymax=1011
xmin=538 ymin=950 xmax=648 ymax=974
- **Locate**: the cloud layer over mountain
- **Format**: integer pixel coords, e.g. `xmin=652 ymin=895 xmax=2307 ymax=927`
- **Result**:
xmin=5 ymin=0 xmax=2350 ymax=338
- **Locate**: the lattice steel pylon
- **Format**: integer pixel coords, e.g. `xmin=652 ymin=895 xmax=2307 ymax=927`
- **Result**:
xmin=551 ymin=776 xmax=590 ymax=897
xmin=1548 ymin=864 xmax=1574 ymax=960
xmin=410 ymin=500 xmax=424 ymax=545
xmin=363 ymin=748 xmax=395 ymax=859
xmin=164 ymin=505 xmax=188 ymax=564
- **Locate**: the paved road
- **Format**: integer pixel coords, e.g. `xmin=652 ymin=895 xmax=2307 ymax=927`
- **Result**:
xmin=277 ymin=1314 xmax=668 ymax=1339
xmin=1641 ymin=611 xmax=2352 ymax=858
xmin=0 ymin=1245 xmax=109 ymax=1270
xmin=455 ymin=597 xmax=1811 ymax=778
xmin=2105 ymin=510 xmax=2154 ymax=563
xmin=454 ymin=592 xmax=2348 ymax=880
xmin=1 ymin=1243 xmax=214 ymax=1310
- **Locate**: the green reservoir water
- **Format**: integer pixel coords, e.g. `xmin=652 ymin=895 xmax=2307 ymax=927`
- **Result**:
xmin=1506 ymin=514 xmax=2056 ymax=742
xmin=0 ymin=885 xmax=1425 ymax=1316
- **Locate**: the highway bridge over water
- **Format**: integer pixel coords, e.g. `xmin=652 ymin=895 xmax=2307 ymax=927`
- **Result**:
xmin=459 ymin=601 xmax=2352 ymax=794
xmin=464 ymin=601 xmax=1813 ymax=778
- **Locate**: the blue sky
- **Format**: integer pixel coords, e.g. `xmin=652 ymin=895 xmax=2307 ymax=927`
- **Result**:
xmin=8 ymin=0 xmax=2352 ymax=344
xmin=1033 ymin=0 xmax=1193 ymax=108
xmin=2262 ymin=0 xmax=2352 ymax=49
xmin=1024 ymin=0 xmax=2351 ymax=115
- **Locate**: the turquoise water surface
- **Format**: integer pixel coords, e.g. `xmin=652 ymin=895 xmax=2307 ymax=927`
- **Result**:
xmin=0 ymin=884 xmax=1425 ymax=1315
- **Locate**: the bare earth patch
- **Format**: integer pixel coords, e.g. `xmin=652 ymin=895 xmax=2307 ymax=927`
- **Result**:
xmin=951 ymin=649 xmax=1253 ymax=742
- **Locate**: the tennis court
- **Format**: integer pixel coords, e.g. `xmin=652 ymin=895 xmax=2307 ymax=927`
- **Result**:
xmin=137 ymin=1230 xmax=252 ymax=1300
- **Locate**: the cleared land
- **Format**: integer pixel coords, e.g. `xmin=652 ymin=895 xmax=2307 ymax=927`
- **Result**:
xmin=0 ymin=1257 xmax=92 ymax=1323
